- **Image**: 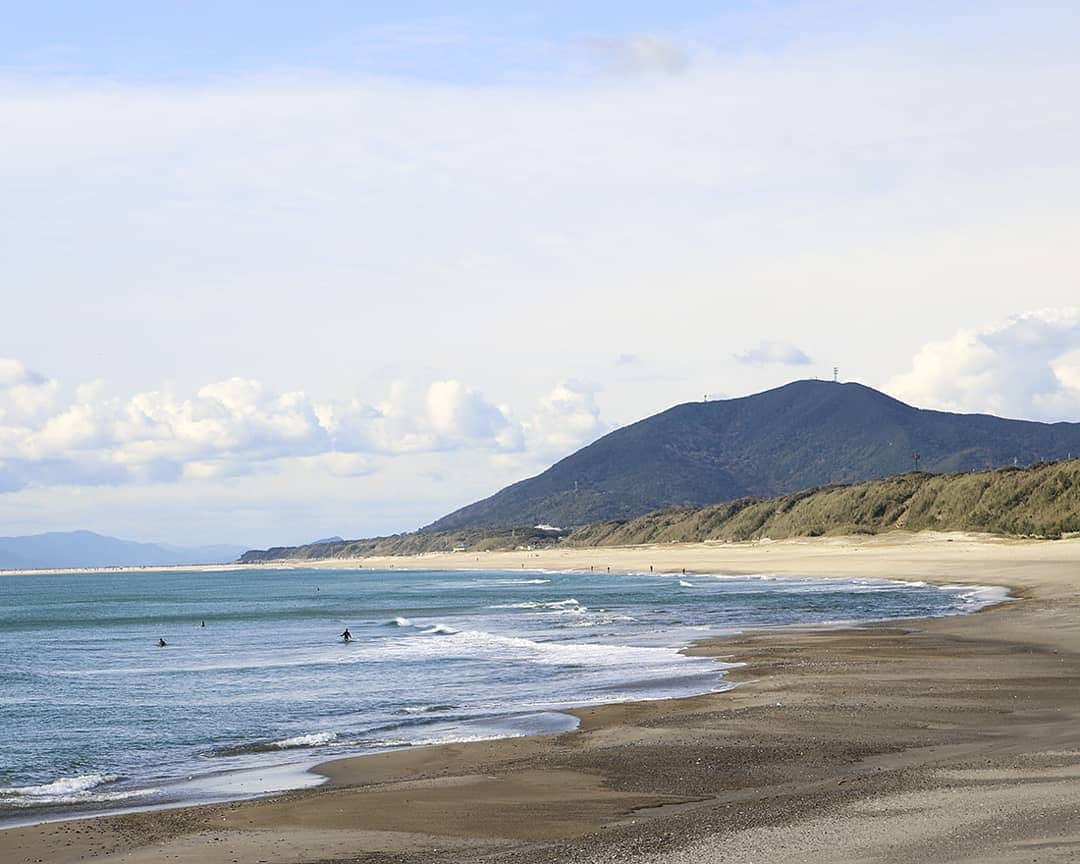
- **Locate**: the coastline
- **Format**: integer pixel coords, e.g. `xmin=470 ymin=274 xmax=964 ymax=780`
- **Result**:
xmin=2 ymin=528 xmax=1062 ymax=590
xmin=4 ymin=531 xmax=1080 ymax=863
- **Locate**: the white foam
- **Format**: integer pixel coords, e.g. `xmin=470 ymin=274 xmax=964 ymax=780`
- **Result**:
xmin=0 ymin=774 xmax=119 ymax=798
xmin=411 ymin=628 xmax=721 ymax=670
xmin=678 ymin=580 xmax=694 ymax=587
xmin=428 ymin=577 xmax=552 ymax=589
xmin=0 ymin=773 xmax=155 ymax=806
xmin=938 ymin=584 xmax=1012 ymax=611
xmin=489 ymin=598 xmax=581 ymax=610
xmin=272 ymin=732 xmax=337 ymax=749
xmin=494 ymin=578 xmax=551 ymax=585
xmin=398 ymin=704 xmax=457 ymax=714
xmin=420 ymin=623 xmax=459 ymax=635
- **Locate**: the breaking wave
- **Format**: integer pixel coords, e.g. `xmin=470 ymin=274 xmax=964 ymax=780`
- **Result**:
xmin=212 ymin=731 xmax=338 ymax=757
xmin=0 ymin=774 xmax=154 ymax=807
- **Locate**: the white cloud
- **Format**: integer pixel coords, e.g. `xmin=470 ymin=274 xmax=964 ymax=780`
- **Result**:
xmin=888 ymin=307 xmax=1080 ymax=420
xmin=523 ymin=381 xmax=607 ymax=459
xmin=425 ymin=379 xmax=518 ymax=448
xmin=0 ymin=358 xmax=605 ymax=494
xmin=734 ymin=341 xmax=813 ymax=367
xmin=0 ymin=358 xmax=59 ymax=425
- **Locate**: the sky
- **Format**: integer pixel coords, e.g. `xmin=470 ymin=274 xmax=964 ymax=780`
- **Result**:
xmin=2 ymin=1 xmax=1080 ymax=547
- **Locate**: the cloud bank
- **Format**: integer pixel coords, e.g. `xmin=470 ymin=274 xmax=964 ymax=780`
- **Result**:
xmin=0 ymin=361 xmax=606 ymax=493
xmin=889 ymin=308 xmax=1080 ymax=421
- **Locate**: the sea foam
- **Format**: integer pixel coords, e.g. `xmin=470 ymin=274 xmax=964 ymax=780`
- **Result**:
xmin=0 ymin=774 xmax=154 ymax=806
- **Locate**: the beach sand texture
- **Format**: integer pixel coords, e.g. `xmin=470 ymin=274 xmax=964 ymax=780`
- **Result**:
xmin=4 ymin=531 xmax=1080 ymax=863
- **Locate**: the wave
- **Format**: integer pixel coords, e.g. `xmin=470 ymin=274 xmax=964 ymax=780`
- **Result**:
xmin=0 ymin=773 xmax=119 ymax=798
xmin=383 ymin=618 xmax=459 ymax=636
xmin=213 ymin=731 xmax=338 ymax=756
xmin=0 ymin=773 xmax=154 ymax=807
xmin=938 ymin=584 xmax=1011 ymax=611
xmin=678 ymin=580 xmax=694 ymax=588
xmin=489 ymin=598 xmax=581 ymax=610
xmin=351 ymin=737 xmax=415 ymax=748
xmin=488 ymin=578 xmax=551 ymax=585
xmin=396 ymin=704 xmax=458 ymax=715
xmin=273 ymin=731 xmax=337 ymax=749
xmin=420 ymin=623 xmax=458 ymax=635
xmin=401 ymin=628 xmax=717 ymax=669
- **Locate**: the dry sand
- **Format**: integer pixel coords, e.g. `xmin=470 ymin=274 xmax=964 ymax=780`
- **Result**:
xmin=4 ymin=531 xmax=1080 ymax=863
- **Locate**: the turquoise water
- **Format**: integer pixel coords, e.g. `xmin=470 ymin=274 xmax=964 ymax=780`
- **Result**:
xmin=0 ymin=567 xmax=1001 ymax=823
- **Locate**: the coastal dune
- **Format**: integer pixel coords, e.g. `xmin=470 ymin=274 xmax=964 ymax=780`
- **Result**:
xmin=4 ymin=531 xmax=1080 ymax=863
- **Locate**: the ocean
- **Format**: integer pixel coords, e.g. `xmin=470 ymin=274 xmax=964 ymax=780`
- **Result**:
xmin=0 ymin=566 xmax=1004 ymax=825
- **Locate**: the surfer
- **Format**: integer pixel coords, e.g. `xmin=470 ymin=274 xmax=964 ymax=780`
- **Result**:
xmin=340 ymin=628 xmax=352 ymax=642
xmin=157 ymin=638 xmax=167 ymax=647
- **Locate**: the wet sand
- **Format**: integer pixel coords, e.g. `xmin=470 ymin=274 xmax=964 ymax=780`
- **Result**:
xmin=4 ymin=531 xmax=1080 ymax=863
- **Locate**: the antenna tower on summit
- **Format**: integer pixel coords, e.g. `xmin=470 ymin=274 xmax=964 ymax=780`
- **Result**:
xmin=833 ymin=367 xmax=839 ymax=383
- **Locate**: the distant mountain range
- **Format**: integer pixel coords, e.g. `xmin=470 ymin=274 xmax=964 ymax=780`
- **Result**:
xmin=0 ymin=531 xmax=247 ymax=570
xmin=426 ymin=380 xmax=1080 ymax=531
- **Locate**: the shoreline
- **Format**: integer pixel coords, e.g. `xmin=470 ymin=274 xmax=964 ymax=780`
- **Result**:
xmin=0 ymin=529 xmax=1059 ymax=580
xmin=4 ymin=531 xmax=1080 ymax=863
xmin=2 ymin=577 xmax=995 ymax=833
xmin=0 ymin=552 xmax=1008 ymax=830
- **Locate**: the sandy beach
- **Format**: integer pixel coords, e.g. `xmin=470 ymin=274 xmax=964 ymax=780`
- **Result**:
xmin=4 ymin=531 xmax=1080 ymax=863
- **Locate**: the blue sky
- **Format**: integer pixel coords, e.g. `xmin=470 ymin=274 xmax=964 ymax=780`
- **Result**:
xmin=6 ymin=1 xmax=1066 ymax=83
xmin=2 ymin=2 xmax=1080 ymax=546
xmin=7 ymin=3 xmax=789 ymax=80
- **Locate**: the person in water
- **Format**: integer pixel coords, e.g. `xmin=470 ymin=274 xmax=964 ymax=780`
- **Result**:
xmin=340 ymin=628 xmax=352 ymax=642
xmin=157 ymin=638 xmax=167 ymax=647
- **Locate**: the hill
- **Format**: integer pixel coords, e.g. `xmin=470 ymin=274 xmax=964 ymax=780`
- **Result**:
xmin=239 ymin=525 xmax=567 ymax=563
xmin=239 ymin=460 xmax=1080 ymax=563
xmin=568 ymin=460 xmax=1080 ymax=545
xmin=0 ymin=531 xmax=248 ymax=570
xmin=425 ymin=381 xmax=1080 ymax=531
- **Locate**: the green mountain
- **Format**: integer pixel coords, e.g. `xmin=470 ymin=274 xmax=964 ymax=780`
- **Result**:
xmin=425 ymin=380 xmax=1080 ymax=531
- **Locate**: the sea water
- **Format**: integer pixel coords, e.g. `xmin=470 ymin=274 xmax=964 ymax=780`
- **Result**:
xmin=0 ymin=566 xmax=1004 ymax=824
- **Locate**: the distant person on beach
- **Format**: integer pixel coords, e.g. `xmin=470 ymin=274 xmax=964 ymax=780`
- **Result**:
xmin=200 ymin=621 xmax=205 ymax=627
xmin=340 ymin=628 xmax=352 ymax=642
xmin=157 ymin=638 xmax=167 ymax=647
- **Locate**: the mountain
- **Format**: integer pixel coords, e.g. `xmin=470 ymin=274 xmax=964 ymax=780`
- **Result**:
xmin=0 ymin=531 xmax=248 ymax=570
xmin=425 ymin=380 xmax=1080 ymax=531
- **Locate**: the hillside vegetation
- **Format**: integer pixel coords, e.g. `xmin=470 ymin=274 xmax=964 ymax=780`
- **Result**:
xmin=426 ymin=380 xmax=1080 ymax=532
xmin=240 ymin=460 xmax=1080 ymax=562
xmin=568 ymin=461 xmax=1080 ymax=546
xmin=239 ymin=525 xmax=569 ymax=563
